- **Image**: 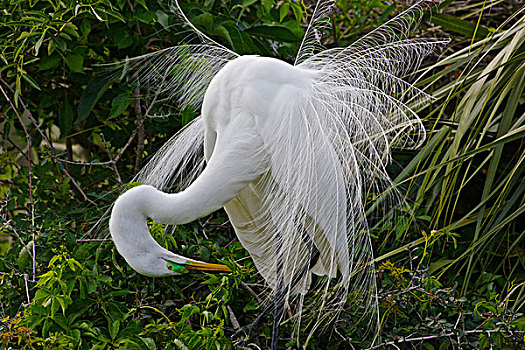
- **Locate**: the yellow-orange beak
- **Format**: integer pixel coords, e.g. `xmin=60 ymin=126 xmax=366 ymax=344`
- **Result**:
xmin=185 ymin=260 xmax=232 ymax=273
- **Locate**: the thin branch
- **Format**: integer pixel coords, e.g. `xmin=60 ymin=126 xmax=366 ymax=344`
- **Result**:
xmin=0 ymin=77 xmax=36 ymax=281
xmin=227 ymin=305 xmax=240 ymax=330
xmin=77 ymin=238 xmax=111 ymax=242
xmin=24 ymin=274 xmax=31 ymax=304
xmin=7 ymin=223 xmax=32 ymax=259
xmin=363 ymin=328 xmax=525 ymax=350
xmin=62 ymin=169 xmax=96 ymax=205
xmin=100 ymin=132 xmax=122 ymax=184
xmin=241 ymin=281 xmax=263 ymax=304
xmin=0 ymin=76 xmax=95 ymax=206
xmin=134 ymin=86 xmax=145 ymax=173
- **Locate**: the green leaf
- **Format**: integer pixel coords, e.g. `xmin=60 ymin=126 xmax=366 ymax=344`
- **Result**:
xmin=59 ymin=95 xmax=74 ymax=136
xmin=17 ymin=241 xmax=33 ymax=269
xmin=120 ymin=319 xmax=143 ymax=338
xmin=428 ymin=259 xmax=455 ymax=274
xmin=65 ymin=53 xmax=84 ymax=73
xmin=63 ymin=23 xmax=80 ymax=38
xmin=289 ymin=2 xmax=303 ymax=22
xmin=35 ymin=32 xmax=45 ymax=55
xmin=56 ymin=296 xmax=68 ymax=315
xmin=181 ymin=107 xmax=195 ymax=126
xmin=113 ymin=29 xmax=133 ymax=49
xmin=21 ymin=73 xmax=41 ymax=90
xmin=104 ymin=9 xmax=125 ymax=22
xmin=134 ymin=10 xmax=156 ymax=24
xmin=109 ymin=320 xmax=120 ymax=340
xmin=52 ymin=36 xmax=67 ymax=51
xmin=90 ymin=7 xmax=106 ymax=21
xmin=140 ymin=338 xmax=156 ymax=350
xmin=77 ymin=79 xmax=111 ymax=123
xmin=80 ymin=19 xmax=91 ymax=39
xmin=192 ymin=13 xmax=214 ymax=32
xmin=38 ymin=55 xmax=61 ymax=71
xmin=222 ymin=22 xmax=257 ymax=54
xmin=43 ymin=318 xmax=52 ymax=338
xmin=430 ymin=13 xmax=490 ymax=39
xmin=245 ymin=25 xmax=300 ymax=42
xmin=135 ymin=0 xmax=148 ymax=10
xmin=109 ymin=94 xmax=132 ymax=119
xmin=156 ymin=10 xmax=169 ymax=29
xmin=279 ymin=3 xmax=290 ymax=22
xmin=181 ymin=305 xmax=200 ymax=321
xmin=47 ymin=39 xmax=55 ymax=55
xmin=261 ymin=0 xmax=273 ymax=13
xmin=213 ymin=25 xmax=232 ymax=47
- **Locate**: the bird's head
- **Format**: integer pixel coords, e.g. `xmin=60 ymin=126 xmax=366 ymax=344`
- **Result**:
xmin=162 ymin=257 xmax=232 ymax=275
xmin=114 ymin=240 xmax=232 ymax=277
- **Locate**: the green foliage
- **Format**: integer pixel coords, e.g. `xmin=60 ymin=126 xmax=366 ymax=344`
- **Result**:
xmin=390 ymin=2 xmax=525 ymax=297
xmin=333 ymin=0 xmax=397 ymax=44
xmin=1 ymin=0 xmax=524 ymax=349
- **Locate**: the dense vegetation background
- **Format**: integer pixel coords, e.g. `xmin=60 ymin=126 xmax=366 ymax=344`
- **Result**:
xmin=1 ymin=0 xmax=524 ymax=349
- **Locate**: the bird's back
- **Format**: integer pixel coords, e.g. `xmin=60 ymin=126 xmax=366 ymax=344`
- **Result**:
xmin=201 ymin=55 xmax=351 ymax=295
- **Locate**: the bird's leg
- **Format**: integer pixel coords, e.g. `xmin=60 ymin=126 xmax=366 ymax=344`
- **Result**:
xmin=231 ymin=230 xmax=286 ymax=347
xmin=232 ymin=223 xmax=320 ymax=346
xmin=231 ymin=304 xmax=271 ymax=341
xmin=271 ymin=230 xmax=285 ymax=350
xmin=271 ymin=223 xmax=321 ymax=349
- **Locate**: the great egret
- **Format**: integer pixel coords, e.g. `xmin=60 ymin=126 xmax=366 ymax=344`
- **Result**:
xmin=109 ymin=1 xmax=445 ymax=348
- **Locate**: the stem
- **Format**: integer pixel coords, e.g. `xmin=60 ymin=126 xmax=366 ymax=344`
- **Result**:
xmin=0 ymin=79 xmax=36 ymax=281
xmin=134 ymin=86 xmax=145 ymax=173
xmin=0 ymin=76 xmax=95 ymax=205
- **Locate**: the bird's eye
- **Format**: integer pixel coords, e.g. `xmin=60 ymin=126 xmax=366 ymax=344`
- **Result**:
xmin=167 ymin=264 xmax=173 ymax=270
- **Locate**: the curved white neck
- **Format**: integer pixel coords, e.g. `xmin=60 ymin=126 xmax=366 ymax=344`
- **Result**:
xmin=108 ymin=184 xmax=239 ymax=276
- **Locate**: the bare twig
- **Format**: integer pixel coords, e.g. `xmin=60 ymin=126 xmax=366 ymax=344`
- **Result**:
xmin=62 ymin=169 xmax=96 ymax=205
xmin=241 ymin=281 xmax=263 ymax=304
xmin=24 ymin=274 xmax=31 ymax=304
xmin=77 ymin=238 xmax=112 ymax=242
xmin=0 ymin=78 xmax=36 ymax=281
xmin=100 ymin=133 xmax=122 ymax=184
xmin=363 ymin=328 xmax=525 ymax=350
xmin=134 ymin=86 xmax=145 ymax=173
xmin=0 ymin=76 xmax=95 ymax=206
xmin=6 ymin=223 xmax=32 ymax=259
xmin=227 ymin=305 xmax=240 ymax=330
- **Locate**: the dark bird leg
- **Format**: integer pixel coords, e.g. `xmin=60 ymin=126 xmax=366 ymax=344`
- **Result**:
xmin=232 ymin=223 xmax=320 ymax=347
xmin=271 ymin=230 xmax=285 ymax=350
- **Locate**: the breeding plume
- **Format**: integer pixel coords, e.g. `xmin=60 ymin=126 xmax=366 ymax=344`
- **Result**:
xmin=109 ymin=1 xmax=445 ymax=347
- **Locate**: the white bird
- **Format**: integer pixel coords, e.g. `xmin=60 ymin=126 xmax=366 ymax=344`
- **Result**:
xmin=108 ymin=1 xmax=446 ymax=348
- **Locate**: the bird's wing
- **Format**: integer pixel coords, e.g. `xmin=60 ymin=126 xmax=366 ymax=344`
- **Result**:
xmin=233 ymin=1 xmax=448 ymax=328
xmin=223 ymin=182 xmax=281 ymax=288
xmin=254 ymin=89 xmax=368 ymax=295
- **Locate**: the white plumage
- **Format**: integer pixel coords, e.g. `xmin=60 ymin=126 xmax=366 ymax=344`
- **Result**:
xmin=108 ymin=0 xmax=446 ymax=347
